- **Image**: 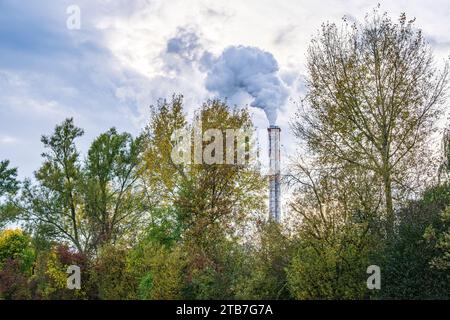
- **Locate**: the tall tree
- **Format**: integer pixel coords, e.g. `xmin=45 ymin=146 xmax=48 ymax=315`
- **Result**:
xmin=142 ymin=95 xmax=266 ymax=243
xmin=235 ymin=221 xmax=294 ymax=300
xmin=141 ymin=95 xmax=266 ymax=298
xmin=84 ymin=128 xmax=145 ymax=249
xmin=287 ymin=163 xmax=381 ymax=299
xmin=0 ymin=160 xmax=19 ymax=228
xmin=177 ymin=99 xmax=265 ymax=244
xmin=0 ymin=160 xmax=18 ymax=198
xmin=141 ymin=94 xmax=187 ymax=207
xmin=20 ymin=118 xmax=91 ymax=253
xmin=293 ymin=9 xmax=449 ymax=232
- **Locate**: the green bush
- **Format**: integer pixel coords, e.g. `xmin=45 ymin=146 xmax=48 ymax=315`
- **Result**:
xmin=0 ymin=229 xmax=34 ymax=274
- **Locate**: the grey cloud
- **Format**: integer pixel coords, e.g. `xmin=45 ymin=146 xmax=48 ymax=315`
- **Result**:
xmin=274 ymin=25 xmax=299 ymax=45
xmin=163 ymin=30 xmax=291 ymax=125
xmin=427 ymin=34 xmax=450 ymax=49
xmin=204 ymin=45 xmax=289 ymax=125
xmin=162 ymin=27 xmax=208 ymax=77
xmin=166 ymin=28 xmax=203 ymax=61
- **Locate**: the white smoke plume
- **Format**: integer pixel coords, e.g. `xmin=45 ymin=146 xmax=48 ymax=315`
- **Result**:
xmin=204 ymin=45 xmax=288 ymax=125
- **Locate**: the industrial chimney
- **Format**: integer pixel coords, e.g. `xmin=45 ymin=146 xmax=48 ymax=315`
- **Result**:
xmin=268 ymin=125 xmax=281 ymax=222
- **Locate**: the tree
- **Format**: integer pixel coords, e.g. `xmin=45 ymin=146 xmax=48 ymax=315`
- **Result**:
xmin=293 ymin=9 xmax=449 ymax=233
xmin=425 ymin=129 xmax=450 ymax=275
xmin=141 ymin=95 xmax=266 ymax=242
xmin=0 ymin=229 xmax=34 ymax=272
xmin=0 ymin=160 xmax=19 ymax=228
xmin=287 ymin=166 xmax=380 ymax=299
xmin=142 ymin=95 xmax=187 ymax=206
xmin=424 ymin=206 xmax=450 ymax=274
xmin=84 ymin=128 xmax=145 ymax=249
xmin=376 ymin=185 xmax=450 ymax=299
xmin=18 ymin=119 xmax=145 ymax=255
xmin=0 ymin=160 xmax=18 ymax=197
xmin=0 ymin=229 xmax=35 ymax=300
xmin=88 ymin=244 xmax=137 ymax=300
xmin=20 ymin=118 xmax=91 ymax=254
xmin=141 ymin=95 xmax=266 ymax=298
xmin=30 ymin=244 xmax=88 ymax=300
xmin=235 ymin=222 xmax=294 ymax=300
xmin=0 ymin=259 xmax=32 ymax=299
xmin=128 ymin=240 xmax=187 ymax=300
xmin=175 ymin=99 xmax=265 ymax=247
xmin=371 ymin=129 xmax=450 ymax=299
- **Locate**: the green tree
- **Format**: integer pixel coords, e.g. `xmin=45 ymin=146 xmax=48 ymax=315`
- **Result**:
xmin=183 ymin=236 xmax=249 ymax=300
xmin=0 ymin=229 xmax=35 ymax=300
xmin=424 ymin=206 xmax=450 ymax=273
xmin=377 ymin=185 xmax=450 ymax=299
xmin=293 ymin=9 xmax=449 ymax=233
xmin=20 ymin=118 xmax=91 ymax=254
xmin=0 ymin=229 xmax=34 ymax=272
xmin=30 ymin=244 xmax=88 ymax=300
xmin=129 ymin=241 xmax=186 ymax=300
xmin=176 ymin=100 xmax=265 ymax=248
xmin=287 ymin=223 xmax=374 ymax=300
xmin=141 ymin=96 xmax=266 ymax=299
xmin=142 ymin=96 xmax=265 ymax=238
xmin=235 ymin=222 xmax=293 ymax=300
xmin=426 ymin=130 xmax=450 ymax=274
xmin=84 ymin=128 xmax=145 ymax=249
xmin=0 ymin=160 xmax=19 ymax=228
xmin=0 ymin=160 xmax=18 ymax=197
xmin=88 ymin=244 xmax=137 ymax=300
xmin=378 ymin=130 xmax=450 ymax=299
xmin=287 ymin=167 xmax=379 ymax=299
xmin=18 ymin=119 xmax=145 ymax=255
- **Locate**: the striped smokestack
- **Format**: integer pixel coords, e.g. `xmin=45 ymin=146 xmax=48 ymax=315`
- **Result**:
xmin=268 ymin=125 xmax=281 ymax=222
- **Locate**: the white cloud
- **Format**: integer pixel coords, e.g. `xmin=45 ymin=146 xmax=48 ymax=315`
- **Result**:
xmin=85 ymin=0 xmax=450 ymax=128
xmin=1 ymin=0 xmax=450 ymax=178
xmin=0 ymin=135 xmax=19 ymax=145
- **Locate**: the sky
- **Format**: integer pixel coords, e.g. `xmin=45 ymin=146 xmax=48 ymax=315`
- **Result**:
xmin=1 ymin=0 xmax=450 ymax=178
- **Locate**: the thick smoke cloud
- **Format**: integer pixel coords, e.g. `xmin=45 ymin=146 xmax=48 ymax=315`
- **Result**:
xmin=163 ymin=30 xmax=289 ymax=125
xmin=204 ymin=46 xmax=288 ymax=125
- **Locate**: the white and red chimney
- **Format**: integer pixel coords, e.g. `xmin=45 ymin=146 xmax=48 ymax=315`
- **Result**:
xmin=268 ymin=125 xmax=281 ymax=222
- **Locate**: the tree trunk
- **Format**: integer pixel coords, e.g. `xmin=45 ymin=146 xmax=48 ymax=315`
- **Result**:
xmin=382 ymin=168 xmax=394 ymax=235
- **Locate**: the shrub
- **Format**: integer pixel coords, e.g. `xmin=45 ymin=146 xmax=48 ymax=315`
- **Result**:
xmin=30 ymin=244 xmax=88 ymax=300
xmin=0 ymin=229 xmax=35 ymax=273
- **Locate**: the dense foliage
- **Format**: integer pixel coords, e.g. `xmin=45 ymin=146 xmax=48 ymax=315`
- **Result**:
xmin=0 ymin=9 xmax=449 ymax=300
